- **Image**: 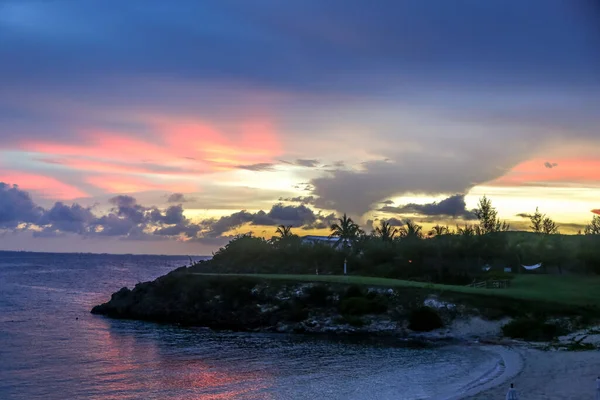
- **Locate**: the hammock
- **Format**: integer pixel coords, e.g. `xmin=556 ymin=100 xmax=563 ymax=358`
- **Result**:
xmin=521 ymin=263 xmax=542 ymax=270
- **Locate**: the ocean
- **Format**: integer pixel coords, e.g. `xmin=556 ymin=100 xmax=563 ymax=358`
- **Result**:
xmin=0 ymin=251 xmax=501 ymax=399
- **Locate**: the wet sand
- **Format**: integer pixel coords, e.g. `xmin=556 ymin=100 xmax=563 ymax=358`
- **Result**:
xmin=464 ymin=348 xmax=600 ymax=399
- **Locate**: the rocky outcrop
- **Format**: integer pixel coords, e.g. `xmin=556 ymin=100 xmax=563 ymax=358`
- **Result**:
xmin=92 ymin=272 xmax=521 ymax=342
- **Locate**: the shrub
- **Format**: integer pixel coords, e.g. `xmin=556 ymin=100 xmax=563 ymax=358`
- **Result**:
xmin=303 ymin=285 xmax=332 ymax=306
xmin=408 ymin=306 xmax=443 ymax=332
xmin=339 ymin=297 xmax=387 ymax=316
xmin=284 ymin=303 xmax=310 ymax=322
xmin=484 ymin=271 xmax=515 ymax=281
xmin=337 ymin=315 xmax=366 ymax=327
xmin=501 ymin=317 xmax=566 ymax=341
xmin=344 ymin=285 xmax=364 ymax=299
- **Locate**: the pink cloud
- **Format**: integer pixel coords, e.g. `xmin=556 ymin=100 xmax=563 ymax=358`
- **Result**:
xmin=152 ymin=117 xmax=282 ymax=167
xmin=20 ymin=116 xmax=281 ymax=174
xmin=7 ymin=113 xmax=283 ymax=199
xmin=0 ymin=171 xmax=88 ymax=200
xmin=85 ymin=175 xmax=198 ymax=194
xmin=36 ymin=157 xmax=207 ymax=176
xmin=488 ymin=158 xmax=600 ymax=187
xmin=592 ymin=209 xmax=600 ymax=216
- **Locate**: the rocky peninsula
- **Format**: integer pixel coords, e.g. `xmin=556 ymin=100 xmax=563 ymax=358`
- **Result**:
xmin=91 ymin=268 xmax=597 ymax=345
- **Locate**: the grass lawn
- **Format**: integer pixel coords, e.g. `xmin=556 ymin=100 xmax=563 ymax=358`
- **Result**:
xmin=193 ymin=273 xmax=600 ymax=308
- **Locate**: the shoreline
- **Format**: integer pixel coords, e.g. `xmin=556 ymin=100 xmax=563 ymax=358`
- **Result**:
xmin=461 ymin=345 xmax=600 ymax=399
xmin=442 ymin=344 xmax=524 ymax=400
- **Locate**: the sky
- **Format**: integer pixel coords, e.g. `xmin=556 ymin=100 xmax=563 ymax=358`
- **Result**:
xmin=0 ymin=0 xmax=599 ymax=254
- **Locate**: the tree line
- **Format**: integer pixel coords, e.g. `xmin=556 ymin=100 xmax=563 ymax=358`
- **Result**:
xmin=192 ymin=196 xmax=600 ymax=281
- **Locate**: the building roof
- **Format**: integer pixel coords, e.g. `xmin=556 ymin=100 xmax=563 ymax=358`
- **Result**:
xmin=301 ymin=235 xmax=338 ymax=242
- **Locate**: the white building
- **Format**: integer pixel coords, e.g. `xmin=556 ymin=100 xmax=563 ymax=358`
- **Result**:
xmin=300 ymin=235 xmax=339 ymax=246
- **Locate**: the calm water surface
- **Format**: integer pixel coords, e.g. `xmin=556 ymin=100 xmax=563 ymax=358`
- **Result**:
xmin=0 ymin=252 xmax=499 ymax=399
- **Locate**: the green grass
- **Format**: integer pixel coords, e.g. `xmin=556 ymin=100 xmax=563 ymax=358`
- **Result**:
xmin=192 ymin=273 xmax=600 ymax=308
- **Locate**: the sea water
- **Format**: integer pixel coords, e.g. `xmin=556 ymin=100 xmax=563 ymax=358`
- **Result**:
xmin=0 ymin=251 xmax=500 ymax=399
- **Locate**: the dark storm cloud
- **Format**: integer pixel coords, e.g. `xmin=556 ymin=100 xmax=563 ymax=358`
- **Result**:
xmin=200 ymin=211 xmax=256 ymax=238
xmin=236 ymin=163 xmax=276 ymax=172
xmin=1 ymin=0 xmax=598 ymax=97
xmin=200 ymin=203 xmax=335 ymax=237
xmin=0 ymin=182 xmax=203 ymax=239
xmin=153 ymin=223 xmax=201 ymax=238
xmin=311 ymin=150 xmax=519 ymax=215
xmin=0 ymin=183 xmax=45 ymax=228
xmin=37 ymin=202 xmax=96 ymax=234
xmin=278 ymin=195 xmax=315 ymax=205
xmin=268 ymin=204 xmax=316 ymax=224
xmin=385 ymin=217 xmax=404 ymax=227
xmin=379 ymin=194 xmax=477 ymax=220
xmin=0 ymin=0 xmax=598 ymax=132
xmin=167 ymin=193 xmax=190 ymax=203
xmin=295 ymin=159 xmax=320 ymax=168
xmin=1 ymin=0 xmax=599 ymax=220
xmin=108 ymin=195 xmax=146 ymax=224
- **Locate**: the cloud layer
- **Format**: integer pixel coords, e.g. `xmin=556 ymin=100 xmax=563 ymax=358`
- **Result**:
xmin=379 ymin=194 xmax=477 ymax=220
xmin=0 ymin=183 xmax=335 ymax=245
xmin=1 ymin=0 xmax=599 ymax=249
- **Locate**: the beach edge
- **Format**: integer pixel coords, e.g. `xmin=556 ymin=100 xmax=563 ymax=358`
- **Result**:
xmin=443 ymin=345 xmax=524 ymax=400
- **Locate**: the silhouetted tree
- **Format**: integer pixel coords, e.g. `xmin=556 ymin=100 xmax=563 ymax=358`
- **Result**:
xmin=456 ymin=223 xmax=476 ymax=236
xmin=527 ymin=207 xmax=559 ymax=234
xmin=428 ymin=224 xmax=450 ymax=237
xmin=374 ymin=220 xmax=399 ymax=241
xmin=529 ymin=207 xmax=544 ymax=233
xmin=400 ymin=219 xmax=423 ymax=239
xmin=542 ymin=217 xmax=559 ymax=235
xmin=475 ymin=195 xmax=510 ymax=234
xmin=275 ymin=224 xmax=293 ymax=238
xmin=330 ymin=213 xmax=362 ymax=249
xmin=585 ymin=215 xmax=600 ymax=235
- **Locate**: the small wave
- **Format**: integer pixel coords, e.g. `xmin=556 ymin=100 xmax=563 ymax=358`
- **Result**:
xmin=11 ymin=283 xmax=100 ymax=296
xmin=455 ymin=357 xmax=505 ymax=395
xmin=440 ymin=345 xmax=523 ymax=400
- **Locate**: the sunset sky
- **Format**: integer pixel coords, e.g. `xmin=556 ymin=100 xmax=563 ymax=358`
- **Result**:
xmin=1 ymin=0 xmax=599 ymax=254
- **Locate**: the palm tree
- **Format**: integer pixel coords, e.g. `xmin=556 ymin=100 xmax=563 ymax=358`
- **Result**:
xmin=275 ymin=224 xmax=293 ymax=238
xmin=330 ymin=213 xmax=362 ymax=248
xmin=374 ymin=220 xmax=399 ymax=241
xmin=456 ymin=224 xmax=475 ymax=236
xmin=428 ymin=224 xmax=450 ymax=237
xmin=399 ymin=219 xmax=423 ymax=239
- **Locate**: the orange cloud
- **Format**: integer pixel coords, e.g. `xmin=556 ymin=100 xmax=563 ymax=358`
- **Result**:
xmin=592 ymin=209 xmax=600 ymax=215
xmin=10 ymin=114 xmax=283 ymax=198
xmin=0 ymin=171 xmax=88 ymax=200
xmin=489 ymin=158 xmax=600 ymax=187
xmin=37 ymin=157 xmax=208 ymax=176
xmin=20 ymin=116 xmax=281 ymax=175
xmin=153 ymin=117 xmax=281 ymax=167
xmin=86 ymin=175 xmax=198 ymax=194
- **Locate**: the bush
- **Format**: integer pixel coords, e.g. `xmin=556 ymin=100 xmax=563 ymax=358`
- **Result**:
xmin=484 ymin=271 xmax=515 ymax=281
xmin=284 ymin=303 xmax=310 ymax=322
xmin=502 ymin=317 xmax=566 ymax=341
xmin=408 ymin=306 xmax=443 ymax=332
xmin=344 ymin=285 xmax=364 ymax=299
xmin=303 ymin=285 xmax=332 ymax=306
xmin=335 ymin=315 xmax=366 ymax=327
xmin=339 ymin=297 xmax=387 ymax=316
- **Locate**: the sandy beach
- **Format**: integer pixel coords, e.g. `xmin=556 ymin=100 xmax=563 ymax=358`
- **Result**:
xmin=464 ymin=348 xmax=600 ymax=400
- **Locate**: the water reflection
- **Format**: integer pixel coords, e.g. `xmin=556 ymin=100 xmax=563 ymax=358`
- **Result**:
xmin=0 ymin=253 xmax=500 ymax=400
xmin=79 ymin=318 xmax=274 ymax=399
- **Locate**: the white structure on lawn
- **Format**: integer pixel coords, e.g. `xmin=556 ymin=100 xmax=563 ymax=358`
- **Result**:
xmin=301 ymin=235 xmax=339 ymax=246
